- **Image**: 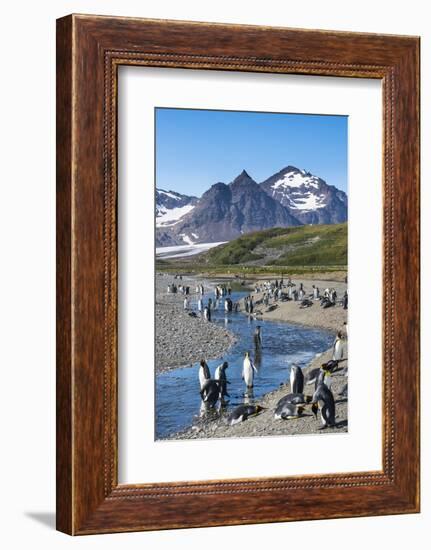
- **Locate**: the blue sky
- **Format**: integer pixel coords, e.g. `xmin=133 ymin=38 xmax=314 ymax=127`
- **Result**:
xmin=155 ymin=108 xmax=348 ymax=197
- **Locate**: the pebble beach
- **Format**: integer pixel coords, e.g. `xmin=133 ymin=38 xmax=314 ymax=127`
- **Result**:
xmin=156 ymin=272 xmax=348 ymax=440
xmin=247 ymin=278 xmax=347 ymax=333
xmin=174 ymin=348 xmax=348 ymax=440
xmin=155 ymin=273 xmax=237 ymax=372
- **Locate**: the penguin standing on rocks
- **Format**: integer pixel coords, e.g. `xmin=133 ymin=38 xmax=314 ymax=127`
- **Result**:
xmin=198 ymin=359 xmax=211 ymax=389
xmin=242 ymin=351 xmax=258 ymax=389
xmin=343 ymin=321 xmax=348 ymax=338
xmin=343 ymin=291 xmax=348 ymax=309
xmin=290 ymin=365 xmax=304 ymax=394
xmin=311 ymin=383 xmax=336 ymax=428
xmin=333 ymin=331 xmax=346 ymax=361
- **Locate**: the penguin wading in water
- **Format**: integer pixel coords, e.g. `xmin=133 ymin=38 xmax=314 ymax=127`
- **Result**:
xmin=311 ymin=383 xmax=336 ymax=428
xmin=214 ymin=361 xmax=230 ymax=400
xmin=228 ymin=404 xmax=264 ymax=426
xmin=242 ymin=351 xmax=258 ymax=389
xmin=200 ymin=379 xmax=220 ymax=408
xmin=290 ymin=365 xmax=304 ymax=394
xmin=198 ymin=359 xmax=211 ymax=390
xmin=253 ymin=326 xmax=262 ymax=348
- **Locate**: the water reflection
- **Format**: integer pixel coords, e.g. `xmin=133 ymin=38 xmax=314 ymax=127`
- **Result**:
xmin=155 ymin=288 xmax=334 ymax=439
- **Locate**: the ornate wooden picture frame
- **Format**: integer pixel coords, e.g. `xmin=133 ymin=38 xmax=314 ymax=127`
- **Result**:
xmin=56 ymin=14 xmax=420 ymax=535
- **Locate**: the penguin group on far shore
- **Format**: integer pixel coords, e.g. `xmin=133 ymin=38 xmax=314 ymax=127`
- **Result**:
xmin=166 ymin=276 xmax=348 ymax=434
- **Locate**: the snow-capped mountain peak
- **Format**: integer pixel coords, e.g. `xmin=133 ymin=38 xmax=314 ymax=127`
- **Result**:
xmin=260 ymin=165 xmax=347 ymax=224
xmin=155 ymin=165 xmax=347 ymax=246
xmin=271 ymin=167 xmax=320 ymax=191
xmin=155 ymin=188 xmax=198 ymax=228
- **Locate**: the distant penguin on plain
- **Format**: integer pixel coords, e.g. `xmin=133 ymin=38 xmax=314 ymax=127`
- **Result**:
xmin=228 ymin=404 xmax=265 ymax=426
xmin=290 ymin=365 xmax=304 ymax=394
xmin=197 ymin=297 xmax=203 ymax=312
xmin=253 ymin=326 xmax=262 ymax=348
xmin=343 ymin=291 xmax=348 ymax=309
xmin=203 ymin=306 xmax=211 ymax=322
xmin=242 ymin=351 xmax=258 ymax=389
xmin=198 ymin=359 xmax=211 ymax=389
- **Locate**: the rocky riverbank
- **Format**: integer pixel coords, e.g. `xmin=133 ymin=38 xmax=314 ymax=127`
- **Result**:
xmin=171 ymin=347 xmax=348 ymax=440
xmin=155 ymin=273 xmax=237 ymax=372
xmin=245 ymin=277 xmax=348 ymax=332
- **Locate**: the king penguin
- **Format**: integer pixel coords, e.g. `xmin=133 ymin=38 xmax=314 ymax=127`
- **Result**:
xmin=242 ymin=351 xmax=258 ymax=389
xmin=228 ymin=404 xmax=265 ymax=426
xmin=198 ymin=359 xmax=211 ymax=390
xmin=253 ymin=326 xmax=262 ymax=348
xmin=333 ymin=331 xmax=346 ymax=361
xmin=214 ymin=361 xmax=230 ymax=399
xmin=200 ymin=379 xmax=220 ymax=408
xmin=274 ymin=401 xmax=305 ymax=420
xmin=276 ymin=393 xmax=312 ymax=408
xmin=311 ymin=383 xmax=336 ymax=428
xmin=290 ymin=365 xmax=304 ymax=394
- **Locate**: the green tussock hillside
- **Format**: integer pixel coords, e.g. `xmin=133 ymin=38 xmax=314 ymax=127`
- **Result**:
xmin=203 ymin=223 xmax=347 ymax=268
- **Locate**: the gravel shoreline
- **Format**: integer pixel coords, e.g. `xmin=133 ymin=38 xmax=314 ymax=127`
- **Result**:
xmin=155 ymin=273 xmax=237 ymax=372
xmin=160 ymin=275 xmax=348 ymax=440
xmin=246 ymin=278 xmax=348 ymax=333
xmin=169 ymin=348 xmax=348 ymax=440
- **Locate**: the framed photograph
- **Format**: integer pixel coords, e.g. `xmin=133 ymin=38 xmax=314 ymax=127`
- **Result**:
xmin=56 ymin=14 xmax=420 ymax=535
